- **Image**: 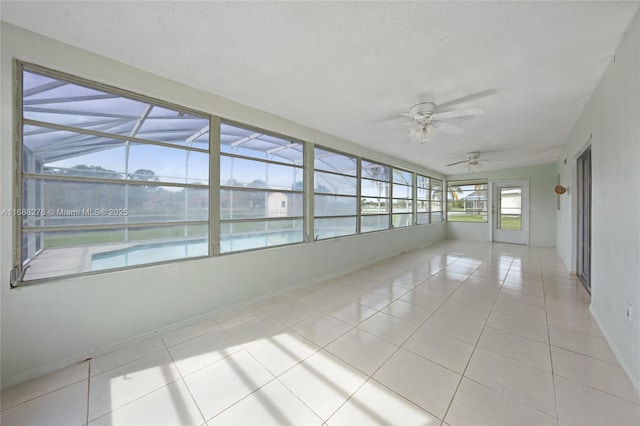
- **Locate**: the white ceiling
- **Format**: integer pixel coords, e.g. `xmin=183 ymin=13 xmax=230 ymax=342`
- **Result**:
xmin=2 ymin=1 xmax=639 ymax=174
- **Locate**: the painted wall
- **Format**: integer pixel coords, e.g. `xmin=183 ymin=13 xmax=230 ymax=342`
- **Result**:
xmin=446 ymin=164 xmax=557 ymax=247
xmin=0 ymin=23 xmax=446 ymax=386
xmin=556 ymin=11 xmax=640 ymax=392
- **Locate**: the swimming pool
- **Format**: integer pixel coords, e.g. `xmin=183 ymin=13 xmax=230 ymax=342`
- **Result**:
xmin=91 ymin=239 xmax=209 ymax=271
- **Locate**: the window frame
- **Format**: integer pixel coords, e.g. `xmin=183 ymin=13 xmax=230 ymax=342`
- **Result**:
xmin=13 ymin=61 xmax=214 ymax=284
xmin=10 ymin=61 xmax=447 ymax=287
xmin=359 ymin=159 xmax=392 ymax=233
xmin=218 ymin=120 xmax=306 ymax=254
xmin=312 ymin=145 xmax=359 ymax=241
xmin=391 ymin=167 xmax=414 ymax=228
xmin=446 ymin=179 xmax=489 ymax=223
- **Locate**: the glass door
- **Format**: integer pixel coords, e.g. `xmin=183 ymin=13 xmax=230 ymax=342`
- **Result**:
xmin=492 ymin=180 xmax=529 ymax=245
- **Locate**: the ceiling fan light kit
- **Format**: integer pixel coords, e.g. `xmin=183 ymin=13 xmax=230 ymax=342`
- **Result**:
xmin=402 ymin=101 xmax=483 ymax=144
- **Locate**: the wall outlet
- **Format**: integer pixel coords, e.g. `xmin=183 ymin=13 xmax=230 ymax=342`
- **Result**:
xmin=627 ymin=303 xmax=632 ymax=323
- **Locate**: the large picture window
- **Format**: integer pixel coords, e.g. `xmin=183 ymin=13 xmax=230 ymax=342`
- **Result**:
xmin=219 ymin=123 xmax=304 ymax=252
xmin=447 ymin=180 xmax=488 ymax=222
xmin=313 ymin=147 xmax=358 ymax=240
xmin=18 ymin=64 xmax=210 ymax=281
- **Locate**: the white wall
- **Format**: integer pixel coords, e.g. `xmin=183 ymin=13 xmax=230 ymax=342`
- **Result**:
xmin=0 ymin=23 xmax=446 ymax=386
xmin=446 ymin=164 xmax=557 ymax=247
xmin=556 ymin=11 xmax=640 ymax=392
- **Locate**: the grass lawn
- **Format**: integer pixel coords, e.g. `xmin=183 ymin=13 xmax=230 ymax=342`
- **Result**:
xmin=446 ymin=214 xmax=522 ymax=230
xmin=44 ymin=224 xmax=208 ymax=248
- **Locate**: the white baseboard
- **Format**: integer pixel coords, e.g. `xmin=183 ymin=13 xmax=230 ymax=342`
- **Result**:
xmin=589 ymin=305 xmax=640 ymax=396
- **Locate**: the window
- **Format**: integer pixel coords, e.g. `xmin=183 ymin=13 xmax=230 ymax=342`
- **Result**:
xmin=220 ymin=122 xmax=304 ymax=252
xmin=360 ymin=160 xmax=390 ymax=232
xmin=313 ymin=147 xmax=358 ymax=240
xmin=392 ymin=168 xmax=413 ymax=227
xmin=13 ymin=63 xmax=449 ymax=285
xmin=18 ymin=64 xmax=210 ymax=281
xmin=416 ymin=175 xmax=430 ymax=224
xmin=431 ymin=178 xmax=444 ymax=222
xmin=447 ymin=180 xmax=488 ymax=222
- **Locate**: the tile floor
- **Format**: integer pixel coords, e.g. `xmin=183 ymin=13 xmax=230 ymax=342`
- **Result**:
xmin=2 ymin=240 xmax=639 ymax=425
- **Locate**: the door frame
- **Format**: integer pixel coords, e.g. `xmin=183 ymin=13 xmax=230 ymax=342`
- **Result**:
xmin=576 ymin=146 xmax=592 ymax=293
xmin=491 ymin=179 xmax=530 ymax=245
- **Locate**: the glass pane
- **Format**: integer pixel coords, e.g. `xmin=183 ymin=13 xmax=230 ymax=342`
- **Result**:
xmin=23 ymin=70 xmax=209 ymax=149
xmin=314 ymin=195 xmax=357 ymax=217
xmin=23 ymin=126 xmax=209 ymax=185
xmin=432 ymin=179 xmax=443 ymax=191
xmin=417 ymin=212 xmax=430 ymax=224
xmin=314 ymin=217 xmax=357 ymax=240
xmin=499 ymin=187 xmax=522 ymax=230
xmin=417 ymin=175 xmax=430 ymax=189
xmin=220 ymin=219 xmax=303 ymax=252
xmin=393 ymin=169 xmax=412 ymax=185
xmin=22 ymin=224 xmax=209 ymax=280
xmin=22 ymin=179 xmax=208 ymax=227
xmin=361 ymin=215 xmax=389 ymax=233
xmin=393 ymin=183 xmax=412 ymax=199
xmin=392 ymin=213 xmax=413 ymax=228
xmin=220 ymin=190 xmax=303 ymax=219
xmin=220 ymin=123 xmax=303 ymax=165
xmin=220 ymin=156 xmax=302 ymax=190
xmin=361 ymin=198 xmax=389 ymax=214
xmin=314 ymin=147 xmax=357 ymax=176
xmin=361 ymin=179 xmax=390 ymax=197
xmin=128 ymin=144 xmax=209 ymax=184
xmin=315 ymin=172 xmax=357 ymax=196
xmin=431 ymin=212 xmax=444 ymax=222
xmin=392 ymin=199 xmax=412 ymax=213
xmin=416 ymin=200 xmax=429 ymax=212
xmin=417 ymin=187 xmax=428 ymax=201
xmin=361 ymin=160 xmax=389 ymax=181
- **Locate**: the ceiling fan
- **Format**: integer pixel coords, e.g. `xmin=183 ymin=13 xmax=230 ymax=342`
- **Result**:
xmin=402 ymin=102 xmax=483 ymax=144
xmin=446 ymin=151 xmax=506 ymax=172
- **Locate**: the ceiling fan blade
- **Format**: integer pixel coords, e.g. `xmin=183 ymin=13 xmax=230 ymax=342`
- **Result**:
xmin=434 ymin=121 xmax=465 ymax=136
xmin=431 ymin=107 xmax=483 ymax=120
xmin=438 ymin=89 xmax=497 ymax=109
xmin=445 ymin=160 xmax=469 ymax=167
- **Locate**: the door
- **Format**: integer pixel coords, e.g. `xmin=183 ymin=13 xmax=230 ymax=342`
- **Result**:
xmin=577 ymin=148 xmax=592 ymax=293
xmin=492 ymin=180 xmax=529 ymax=244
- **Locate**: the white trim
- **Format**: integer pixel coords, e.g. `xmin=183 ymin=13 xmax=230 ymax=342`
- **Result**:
xmin=590 ymin=305 xmax=640 ymax=395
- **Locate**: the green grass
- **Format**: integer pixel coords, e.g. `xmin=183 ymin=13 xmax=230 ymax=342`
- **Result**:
xmin=447 ymin=214 xmax=487 ymax=223
xmin=499 ymin=215 xmax=522 ymax=230
xmin=447 ymin=214 xmax=522 ymax=230
xmin=44 ymin=224 xmax=208 ymax=248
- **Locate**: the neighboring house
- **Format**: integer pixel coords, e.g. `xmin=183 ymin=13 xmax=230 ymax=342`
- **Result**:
xmin=267 ymin=192 xmax=288 ymax=217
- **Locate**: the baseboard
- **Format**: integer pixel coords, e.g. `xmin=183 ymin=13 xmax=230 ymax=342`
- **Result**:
xmin=589 ymin=305 xmax=640 ymax=395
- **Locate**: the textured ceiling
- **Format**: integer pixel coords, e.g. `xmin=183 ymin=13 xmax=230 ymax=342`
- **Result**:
xmin=1 ymin=1 xmax=639 ymax=174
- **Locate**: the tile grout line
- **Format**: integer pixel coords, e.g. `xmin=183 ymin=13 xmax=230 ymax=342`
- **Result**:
xmin=541 ymin=257 xmax=564 ymax=426
xmin=161 ymin=335 xmax=209 ymax=425
xmin=439 ymin=253 xmax=511 ymax=423
xmin=322 ymin=261 xmax=464 ymax=424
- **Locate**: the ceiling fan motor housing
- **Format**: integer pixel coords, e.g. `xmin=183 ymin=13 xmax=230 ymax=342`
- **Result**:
xmin=409 ymin=102 xmax=437 ymax=117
